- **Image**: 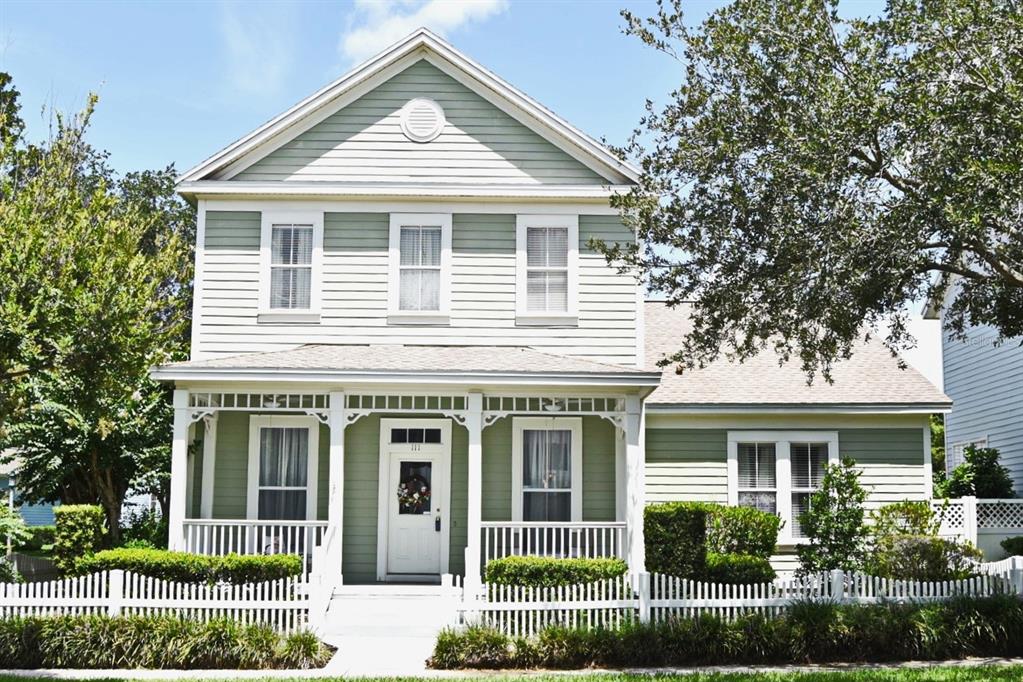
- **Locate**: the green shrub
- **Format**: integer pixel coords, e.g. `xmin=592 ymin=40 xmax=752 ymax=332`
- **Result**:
xmin=484 ymin=556 xmax=627 ymax=588
xmin=429 ymin=595 xmax=1023 ymax=669
xmin=1001 ymin=536 xmax=1023 ymax=556
xmin=0 ymin=614 xmax=331 ymax=669
xmin=644 ymin=501 xmax=710 ymax=577
xmin=53 ymin=505 xmax=106 ymax=574
xmin=867 ymin=534 xmax=982 ymax=581
xmin=17 ymin=525 xmax=55 ymax=552
xmin=945 ymin=445 xmax=1015 ymax=499
xmin=870 ymin=500 xmax=940 ymax=537
xmin=73 ymin=548 xmax=302 ymax=584
xmin=706 ymin=505 xmax=781 ymax=559
xmin=120 ymin=508 xmax=168 ymax=549
xmin=796 ymin=458 xmax=870 ymax=575
xmin=0 ymin=558 xmax=22 ymax=584
xmin=704 ymin=552 xmax=776 ymax=584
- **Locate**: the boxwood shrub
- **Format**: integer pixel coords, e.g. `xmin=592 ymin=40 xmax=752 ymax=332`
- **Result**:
xmin=53 ymin=505 xmax=106 ymax=574
xmin=484 ymin=557 xmax=627 ymax=588
xmin=0 ymin=614 xmax=331 ymax=669
xmin=704 ymin=552 xmax=776 ymax=584
xmin=74 ymin=549 xmax=302 ymax=584
xmin=644 ymin=502 xmax=709 ymax=577
xmin=430 ymin=594 xmax=1023 ymax=669
xmin=706 ymin=506 xmax=781 ymax=559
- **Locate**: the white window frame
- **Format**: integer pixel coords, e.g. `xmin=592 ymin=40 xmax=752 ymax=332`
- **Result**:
xmin=947 ymin=437 xmax=988 ymax=473
xmin=258 ymin=211 xmax=323 ymax=323
xmin=727 ymin=431 xmax=839 ymax=545
xmin=515 ymin=214 xmax=579 ymax=326
xmin=246 ymin=415 xmax=320 ymax=521
xmin=387 ymin=213 xmax=452 ymax=324
xmin=511 ymin=417 xmax=583 ymax=522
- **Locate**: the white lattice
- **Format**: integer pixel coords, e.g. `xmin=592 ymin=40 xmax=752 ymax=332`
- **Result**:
xmin=978 ymin=500 xmax=1023 ymax=529
xmin=932 ymin=499 xmax=965 ymax=533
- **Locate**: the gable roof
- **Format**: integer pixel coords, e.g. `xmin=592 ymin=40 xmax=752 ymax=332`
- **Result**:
xmin=644 ymin=301 xmax=951 ymax=411
xmin=178 ymin=28 xmax=639 ymax=193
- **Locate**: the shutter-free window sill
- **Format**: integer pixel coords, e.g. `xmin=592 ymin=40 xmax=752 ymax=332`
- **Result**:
xmin=516 ymin=314 xmax=578 ymax=327
xmin=387 ymin=313 xmax=450 ymax=326
xmin=257 ymin=310 xmax=321 ymax=324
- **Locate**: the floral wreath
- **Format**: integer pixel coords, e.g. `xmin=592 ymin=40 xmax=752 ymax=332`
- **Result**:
xmin=397 ymin=474 xmax=431 ymax=511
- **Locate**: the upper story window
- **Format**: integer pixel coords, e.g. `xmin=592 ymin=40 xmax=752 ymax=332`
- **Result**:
xmin=258 ymin=211 xmax=323 ymax=322
xmin=728 ymin=431 xmax=838 ymax=544
xmin=388 ymin=214 xmax=451 ymax=324
xmin=516 ymin=215 xmax=578 ymax=326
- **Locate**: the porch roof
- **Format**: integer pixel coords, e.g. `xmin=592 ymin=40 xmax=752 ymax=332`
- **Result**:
xmin=151 ymin=343 xmax=661 ymax=386
xmin=644 ymin=301 xmax=952 ymax=412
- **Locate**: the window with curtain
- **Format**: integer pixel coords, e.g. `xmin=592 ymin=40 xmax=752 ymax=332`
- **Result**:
xmin=525 ymin=226 xmax=569 ymax=313
xmin=790 ymin=442 xmax=828 ymax=538
xmin=398 ymin=225 xmax=442 ymax=311
xmin=270 ymin=224 xmax=313 ymax=309
xmin=737 ymin=442 xmax=777 ymax=515
xmin=257 ymin=427 xmax=309 ymax=520
xmin=521 ymin=429 xmax=572 ymax=522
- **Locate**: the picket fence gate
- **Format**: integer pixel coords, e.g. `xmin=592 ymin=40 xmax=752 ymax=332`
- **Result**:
xmin=467 ymin=559 xmax=1023 ymax=638
xmin=0 ymin=570 xmax=309 ymax=633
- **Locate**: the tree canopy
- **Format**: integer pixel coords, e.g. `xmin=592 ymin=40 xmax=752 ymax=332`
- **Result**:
xmin=605 ymin=0 xmax=1023 ymax=378
xmin=0 ymin=74 xmax=193 ymax=538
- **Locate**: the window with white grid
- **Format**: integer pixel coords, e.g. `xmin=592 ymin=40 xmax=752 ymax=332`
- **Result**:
xmin=388 ymin=214 xmax=451 ymax=320
xmin=258 ymin=211 xmax=322 ymax=319
xmin=516 ymin=215 xmax=578 ymax=323
xmin=737 ymin=443 xmax=777 ymax=515
xmin=789 ymin=442 xmax=828 ymax=538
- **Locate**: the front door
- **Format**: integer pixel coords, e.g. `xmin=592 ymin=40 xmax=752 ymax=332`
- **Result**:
xmin=379 ymin=420 xmax=450 ymax=579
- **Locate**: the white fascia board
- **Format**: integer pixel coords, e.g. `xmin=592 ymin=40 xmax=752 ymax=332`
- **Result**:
xmin=177 ymin=28 xmax=638 ymax=186
xmin=149 ymin=367 xmax=661 ymax=388
xmin=177 ymin=181 xmax=631 ymax=201
xmin=645 ymin=403 xmax=952 ymax=415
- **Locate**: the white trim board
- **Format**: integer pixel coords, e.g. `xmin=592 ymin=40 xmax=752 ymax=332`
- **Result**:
xmin=178 ymin=29 xmax=638 ymax=186
xmin=245 ymin=415 xmax=320 ymax=521
xmin=178 ymin=182 xmax=632 ymax=202
xmin=510 ymin=416 xmax=583 ymax=523
xmin=201 ymin=198 xmax=621 ymax=215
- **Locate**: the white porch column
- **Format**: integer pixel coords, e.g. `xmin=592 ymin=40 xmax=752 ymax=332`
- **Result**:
xmin=168 ymin=389 xmax=191 ymax=551
xmin=464 ymin=391 xmax=484 ymax=589
xmin=327 ymin=391 xmax=346 ymax=570
xmin=199 ymin=414 xmax=218 ymax=518
xmin=624 ymin=395 xmax=646 ymax=573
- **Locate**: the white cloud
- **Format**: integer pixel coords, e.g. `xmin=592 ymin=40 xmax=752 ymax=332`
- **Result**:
xmin=340 ymin=0 xmax=509 ymax=64
xmin=219 ymin=1 xmax=295 ymax=95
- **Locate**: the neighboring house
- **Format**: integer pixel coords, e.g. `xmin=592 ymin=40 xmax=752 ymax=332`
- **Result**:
xmin=0 ymin=458 xmax=56 ymax=527
xmin=151 ymin=28 xmax=949 ymax=587
xmin=925 ymin=294 xmax=1023 ymax=494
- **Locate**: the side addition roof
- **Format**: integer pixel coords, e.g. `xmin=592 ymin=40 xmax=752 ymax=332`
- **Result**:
xmin=644 ymin=301 xmax=952 ymax=412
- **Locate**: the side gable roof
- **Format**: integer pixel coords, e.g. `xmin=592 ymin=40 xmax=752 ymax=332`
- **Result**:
xmin=178 ymin=28 xmax=639 ymax=190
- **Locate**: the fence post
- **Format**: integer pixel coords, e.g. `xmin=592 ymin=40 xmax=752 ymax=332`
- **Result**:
xmin=830 ymin=569 xmax=845 ymax=604
xmin=108 ymin=569 xmax=124 ymax=617
xmin=637 ymin=571 xmax=651 ymax=623
xmin=964 ymin=496 xmax=979 ymax=546
xmin=1011 ymin=556 xmax=1023 ymax=596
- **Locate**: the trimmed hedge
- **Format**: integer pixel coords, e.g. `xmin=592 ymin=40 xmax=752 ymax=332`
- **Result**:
xmin=706 ymin=506 xmax=781 ymax=559
xmin=0 ymin=614 xmax=331 ymax=669
xmin=484 ymin=557 xmax=627 ymax=588
xmin=74 ymin=549 xmax=302 ymax=584
xmin=644 ymin=502 xmax=708 ymax=578
xmin=53 ymin=505 xmax=105 ymax=574
xmin=430 ymin=595 xmax=1023 ymax=669
xmin=704 ymin=552 xmax=776 ymax=584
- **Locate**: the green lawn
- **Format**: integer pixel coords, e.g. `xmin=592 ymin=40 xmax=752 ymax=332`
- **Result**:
xmin=3 ymin=668 xmax=1023 ymax=681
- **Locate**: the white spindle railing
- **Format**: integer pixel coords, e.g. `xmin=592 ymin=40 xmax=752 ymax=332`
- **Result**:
xmin=182 ymin=519 xmax=328 ymax=560
xmin=480 ymin=522 xmax=626 ymax=565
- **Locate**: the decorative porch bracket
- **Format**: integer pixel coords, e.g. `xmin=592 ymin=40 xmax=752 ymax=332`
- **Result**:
xmin=481 ymin=395 xmax=627 ymax=430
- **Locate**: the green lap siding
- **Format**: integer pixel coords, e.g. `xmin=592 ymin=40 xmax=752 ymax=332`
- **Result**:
xmin=204 ymin=211 xmax=260 ymax=249
xmin=449 ymin=424 xmax=469 ymax=576
xmin=645 ymin=429 xmax=728 ymax=503
xmin=341 ymin=415 xmax=381 ymax=582
xmin=482 ymin=417 xmax=513 ymax=521
xmin=838 ymin=428 xmax=927 ymax=508
xmin=211 ymin=412 xmax=249 ymax=518
xmin=582 ymin=417 xmax=616 ymax=521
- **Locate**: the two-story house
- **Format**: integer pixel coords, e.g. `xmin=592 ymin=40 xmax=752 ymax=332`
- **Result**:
xmin=152 ymin=29 xmax=950 ymax=591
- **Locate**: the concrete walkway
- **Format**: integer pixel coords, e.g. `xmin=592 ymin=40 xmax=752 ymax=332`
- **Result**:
xmin=1 ymin=657 xmax=1021 ymax=679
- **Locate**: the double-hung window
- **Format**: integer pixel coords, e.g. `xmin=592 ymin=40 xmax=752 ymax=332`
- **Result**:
xmin=512 ymin=417 xmax=583 ymax=522
xmin=388 ymin=214 xmax=451 ymax=323
xmin=516 ymin=215 xmax=578 ymax=324
xmin=247 ymin=416 xmax=319 ymax=521
xmin=728 ymin=431 xmax=838 ymax=544
xmin=948 ymin=437 xmax=987 ymax=474
xmin=259 ymin=212 xmax=323 ymax=321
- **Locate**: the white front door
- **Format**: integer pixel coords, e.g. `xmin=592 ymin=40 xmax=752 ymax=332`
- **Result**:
xmin=379 ymin=420 xmax=450 ymax=578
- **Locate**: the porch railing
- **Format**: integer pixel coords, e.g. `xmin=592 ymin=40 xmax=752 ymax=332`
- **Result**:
xmin=182 ymin=519 xmax=328 ymax=559
xmin=480 ymin=522 xmax=627 ymax=565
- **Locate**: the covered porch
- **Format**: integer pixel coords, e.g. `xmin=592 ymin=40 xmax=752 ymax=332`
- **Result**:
xmin=157 ymin=353 xmax=656 ymax=591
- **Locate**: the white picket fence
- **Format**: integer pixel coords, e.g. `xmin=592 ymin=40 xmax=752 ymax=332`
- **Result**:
xmin=0 ymin=570 xmax=309 ymax=633
xmin=467 ymin=559 xmax=1023 ymax=637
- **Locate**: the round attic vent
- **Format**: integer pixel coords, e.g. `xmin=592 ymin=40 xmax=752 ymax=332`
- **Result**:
xmin=399 ymin=98 xmax=445 ymax=143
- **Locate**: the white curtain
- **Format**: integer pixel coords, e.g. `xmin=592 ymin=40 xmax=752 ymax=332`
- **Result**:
xmin=522 ymin=429 xmax=571 ymax=522
xmin=399 ymin=226 xmax=441 ymax=310
xmin=270 ymin=225 xmax=312 ymax=309
xmin=258 ymin=427 xmax=308 ymax=520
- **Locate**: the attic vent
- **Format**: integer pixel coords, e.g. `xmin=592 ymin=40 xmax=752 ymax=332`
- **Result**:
xmin=399 ymin=98 xmax=445 ymax=143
